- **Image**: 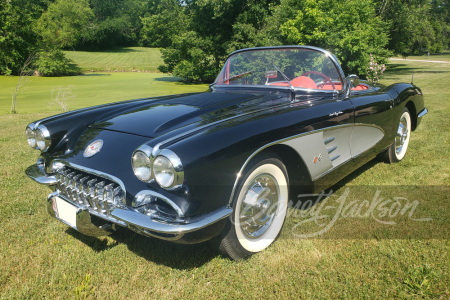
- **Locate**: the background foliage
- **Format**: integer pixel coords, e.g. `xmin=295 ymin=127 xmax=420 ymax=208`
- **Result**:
xmin=0 ymin=0 xmax=449 ymax=80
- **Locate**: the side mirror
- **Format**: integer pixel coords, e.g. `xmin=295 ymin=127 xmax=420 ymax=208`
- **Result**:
xmin=345 ymin=74 xmax=360 ymax=99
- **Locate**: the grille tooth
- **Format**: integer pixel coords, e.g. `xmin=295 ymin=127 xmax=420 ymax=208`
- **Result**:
xmin=78 ymin=176 xmax=90 ymax=207
xmin=94 ymin=181 xmax=106 ymax=212
xmin=86 ymin=178 xmax=98 ymax=208
xmin=54 ymin=166 xmax=124 ymax=222
xmin=103 ymin=184 xmax=115 ymax=215
xmin=72 ymin=174 xmax=83 ymax=204
xmin=65 ymin=172 xmax=77 ymax=200
xmin=113 ymin=186 xmax=125 ymax=207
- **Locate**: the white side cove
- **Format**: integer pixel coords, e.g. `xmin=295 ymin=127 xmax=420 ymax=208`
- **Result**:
xmin=282 ymin=124 xmax=384 ymax=180
xmin=350 ymin=125 xmax=384 ymax=157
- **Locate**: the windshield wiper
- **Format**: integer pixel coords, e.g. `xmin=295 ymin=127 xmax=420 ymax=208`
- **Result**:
xmin=212 ymin=71 xmax=252 ymax=86
xmin=273 ymin=64 xmax=294 ymax=90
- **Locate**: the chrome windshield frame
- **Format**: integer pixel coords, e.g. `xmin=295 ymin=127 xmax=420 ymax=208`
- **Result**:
xmin=213 ymin=45 xmax=347 ymax=95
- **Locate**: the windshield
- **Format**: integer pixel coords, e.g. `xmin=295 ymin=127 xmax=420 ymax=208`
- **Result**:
xmin=214 ymin=48 xmax=343 ymax=91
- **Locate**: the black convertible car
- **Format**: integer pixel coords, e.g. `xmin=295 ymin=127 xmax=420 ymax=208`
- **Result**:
xmin=25 ymin=46 xmax=427 ymax=260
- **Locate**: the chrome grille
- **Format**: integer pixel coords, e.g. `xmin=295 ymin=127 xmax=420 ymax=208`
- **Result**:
xmin=55 ymin=166 xmax=125 ymax=218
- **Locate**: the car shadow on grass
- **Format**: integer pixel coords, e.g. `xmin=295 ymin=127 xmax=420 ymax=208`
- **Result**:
xmin=292 ymin=157 xmax=380 ymax=207
xmin=66 ymin=158 xmax=383 ymax=266
xmin=66 ymin=225 xmax=218 ymax=268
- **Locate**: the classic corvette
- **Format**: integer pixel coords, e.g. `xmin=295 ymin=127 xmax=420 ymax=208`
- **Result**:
xmin=25 ymin=46 xmax=427 ymax=260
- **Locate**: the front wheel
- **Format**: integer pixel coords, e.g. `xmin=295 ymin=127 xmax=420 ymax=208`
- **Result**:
xmin=217 ymin=157 xmax=289 ymax=260
xmin=385 ymin=107 xmax=412 ymax=163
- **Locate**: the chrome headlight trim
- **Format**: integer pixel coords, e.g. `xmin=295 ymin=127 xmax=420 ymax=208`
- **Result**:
xmin=26 ymin=124 xmax=36 ymax=148
xmin=35 ymin=124 xmax=51 ymax=152
xmin=132 ymin=144 xmax=184 ymax=190
xmin=131 ymin=145 xmax=153 ymax=182
xmin=153 ymin=149 xmax=184 ymax=190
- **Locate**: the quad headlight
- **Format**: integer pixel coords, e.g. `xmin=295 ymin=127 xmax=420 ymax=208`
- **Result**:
xmin=132 ymin=150 xmax=152 ymax=182
xmin=132 ymin=146 xmax=184 ymax=190
xmin=153 ymin=155 xmax=175 ymax=188
xmin=26 ymin=126 xmax=36 ymax=148
xmin=26 ymin=124 xmax=51 ymax=152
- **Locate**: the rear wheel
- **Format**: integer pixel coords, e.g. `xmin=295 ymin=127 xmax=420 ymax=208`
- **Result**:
xmin=217 ymin=157 xmax=289 ymax=260
xmin=385 ymin=107 xmax=412 ymax=163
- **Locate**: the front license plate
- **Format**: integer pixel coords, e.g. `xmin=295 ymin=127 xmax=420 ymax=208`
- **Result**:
xmin=53 ymin=197 xmax=78 ymax=228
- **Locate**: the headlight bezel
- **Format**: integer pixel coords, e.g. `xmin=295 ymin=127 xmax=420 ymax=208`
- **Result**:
xmin=131 ymin=145 xmax=184 ymax=190
xmin=131 ymin=145 xmax=153 ymax=183
xmin=26 ymin=123 xmax=52 ymax=152
xmin=153 ymin=149 xmax=184 ymax=190
xmin=26 ymin=125 xmax=36 ymax=148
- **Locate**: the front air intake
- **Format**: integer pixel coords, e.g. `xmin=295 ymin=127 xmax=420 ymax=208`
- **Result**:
xmin=55 ymin=166 xmax=125 ymax=221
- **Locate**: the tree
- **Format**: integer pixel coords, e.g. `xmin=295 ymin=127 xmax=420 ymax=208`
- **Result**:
xmin=139 ymin=0 xmax=187 ymax=48
xmin=35 ymin=0 xmax=94 ymax=49
xmin=159 ymin=0 xmax=279 ymax=82
xmin=280 ymin=0 xmax=391 ymax=75
xmin=0 ymin=0 xmax=47 ymax=75
xmin=375 ymin=0 xmax=450 ymax=56
xmin=80 ymin=0 xmax=145 ymax=49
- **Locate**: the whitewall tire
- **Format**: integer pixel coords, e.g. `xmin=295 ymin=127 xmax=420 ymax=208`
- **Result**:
xmin=217 ymin=157 xmax=289 ymax=260
xmin=385 ymin=107 xmax=412 ymax=163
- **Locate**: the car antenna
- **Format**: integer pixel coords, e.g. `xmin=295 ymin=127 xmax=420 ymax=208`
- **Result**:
xmin=411 ymin=67 xmax=414 ymax=85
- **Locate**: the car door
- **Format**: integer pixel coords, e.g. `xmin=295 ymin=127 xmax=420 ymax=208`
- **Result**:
xmin=348 ymin=90 xmax=395 ymax=159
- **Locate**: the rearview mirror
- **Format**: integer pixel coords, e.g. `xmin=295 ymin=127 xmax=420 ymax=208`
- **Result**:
xmin=265 ymin=70 xmax=277 ymax=79
xmin=345 ymin=74 xmax=360 ymax=99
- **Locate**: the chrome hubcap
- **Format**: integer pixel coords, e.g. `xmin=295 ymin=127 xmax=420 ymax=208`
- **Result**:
xmin=239 ymin=174 xmax=279 ymax=239
xmin=395 ymin=117 xmax=409 ymax=154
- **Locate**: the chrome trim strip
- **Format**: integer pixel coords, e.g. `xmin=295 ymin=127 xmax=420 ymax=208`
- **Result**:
xmin=214 ymin=83 xmax=339 ymax=93
xmin=330 ymin=154 xmax=340 ymax=161
xmin=324 ymin=137 xmax=335 ymax=144
xmin=418 ymin=107 xmax=428 ymax=118
xmin=228 ymin=123 xmax=384 ymax=205
xmin=111 ymin=206 xmax=232 ymax=235
xmin=327 ymin=146 xmax=337 ymax=153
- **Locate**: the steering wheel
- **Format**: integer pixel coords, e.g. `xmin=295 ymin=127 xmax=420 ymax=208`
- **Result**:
xmin=301 ymin=71 xmax=336 ymax=90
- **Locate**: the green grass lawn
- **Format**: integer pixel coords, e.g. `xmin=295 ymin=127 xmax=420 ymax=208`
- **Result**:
xmin=64 ymin=47 xmax=164 ymax=72
xmin=0 ymin=56 xmax=448 ymax=298
xmin=0 ymin=73 xmax=208 ymax=114
xmin=392 ymin=53 xmax=450 ymax=62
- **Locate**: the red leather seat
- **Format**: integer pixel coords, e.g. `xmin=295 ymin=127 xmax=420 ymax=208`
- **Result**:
xmin=290 ymin=76 xmax=318 ymax=89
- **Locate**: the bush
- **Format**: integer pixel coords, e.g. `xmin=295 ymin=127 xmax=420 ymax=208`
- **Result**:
xmin=35 ymin=49 xmax=80 ymax=76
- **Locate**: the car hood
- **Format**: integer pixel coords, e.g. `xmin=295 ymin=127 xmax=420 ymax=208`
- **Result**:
xmin=89 ymin=91 xmax=287 ymax=138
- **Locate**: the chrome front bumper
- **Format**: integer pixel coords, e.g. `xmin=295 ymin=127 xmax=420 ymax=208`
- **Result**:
xmin=27 ymin=164 xmax=232 ymax=241
xmin=418 ymin=107 xmax=428 ymax=118
xmin=415 ymin=107 xmax=428 ymax=129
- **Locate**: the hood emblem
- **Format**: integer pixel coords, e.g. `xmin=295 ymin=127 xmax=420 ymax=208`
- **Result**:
xmin=84 ymin=140 xmax=103 ymax=158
